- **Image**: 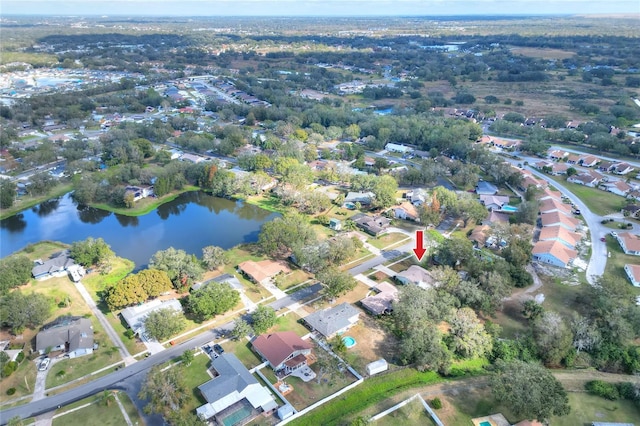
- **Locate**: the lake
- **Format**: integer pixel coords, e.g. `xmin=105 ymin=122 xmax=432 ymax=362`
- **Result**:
xmin=0 ymin=192 xmax=279 ymax=269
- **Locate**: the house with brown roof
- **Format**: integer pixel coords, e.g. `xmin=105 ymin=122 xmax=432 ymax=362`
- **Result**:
xmin=539 ymin=198 xmax=572 ymax=216
xmin=612 ymin=162 xmax=634 ymax=175
xmin=484 ymin=211 xmax=510 ymax=226
xmin=598 ymin=161 xmax=615 ymax=173
xmin=601 ymin=180 xmax=631 ymax=197
xmin=360 ymin=282 xmax=398 ymax=315
xmin=491 ymin=138 xmax=520 ymax=150
xmin=628 ymin=190 xmax=640 ymax=202
xmin=479 ymin=195 xmax=510 ymax=211
xmin=532 ymin=240 xmax=577 ymax=268
xmin=540 ymin=212 xmax=580 ymax=232
xmin=624 ymin=264 xmax=640 ymax=287
xmin=539 ymin=225 xmax=582 ymax=250
xmin=392 ymin=202 xmax=419 ymax=221
xmin=579 ymin=155 xmax=599 ymax=167
xmin=519 ymin=173 xmax=547 ymax=191
xmin=251 ymin=332 xmax=313 ymax=375
xmin=548 ymin=150 xmax=569 ymax=161
xmin=237 ymin=260 xmax=291 ymax=285
xmin=566 ymin=154 xmax=580 ymax=164
xmin=568 ymin=173 xmax=600 ymax=187
xmin=612 ymin=232 xmax=640 ymax=256
xmin=538 ymin=188 xmax=563 ymax=203
xmin=469 ymin=225 xmax=491 ymax=248
xmin=621 ymin=204 xmax=640 ymax=219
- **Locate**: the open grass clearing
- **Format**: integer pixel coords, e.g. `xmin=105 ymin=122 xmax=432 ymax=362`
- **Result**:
xmin=373 ymin=398 xmax=435 ymax=426
xmin=179 ymin=353 xmax=211 ymax=413
xmin=220 ymin=339 xmax=264 ymax=370
xmin=17 ymin=240 xmax=69 ymax=262
xmin=604 ymin=235 xmax=640 ymax=297
xmin=0 ymin=358 xmax=37 ymax=404
xmin=338 ymin=315 xmax=400 ymax=375
xmin=550 ymin=392 xmax=640 ymax=426
xmin=82 ymin=256 xmax=135 ymax=304
xmin=104 ymin=312 xmax=146 ymax=355
xmin=433 ymin=384 xmax=519 ymax=426
xmin=549 ymin=176 xmax=626 ymax=216
xmin=275 ymin=269 xmax=313 ymax=292
xmin=367 ymin=232 xmax=411 ymax=250
xmin=51 ymin=392 xmax=143 ymax=426
xmin=272 ymin=312 xmax=310 ymax=336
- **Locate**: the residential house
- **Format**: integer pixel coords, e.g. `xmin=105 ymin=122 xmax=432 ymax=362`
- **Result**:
xmin=540 ymin=211 xmax=580 ymax=232
xmin=548 ymin=150 xmax=569 ymax=161
xmin=392 ymin=202 xmax=419 ymax=221
xmin=124 ymin=185 xmax=154 ymax=202
xmin=539 ymin=198 xmax=573 ymax=216
xmin=612 ymin=232 xmax=640 ymax=256
xmin=579 ymin=155 xmax=599 ymax=167
xmin=479 ymin=195 xmax=510 ymax=211
xmin=601 ymin=180 xmax=631 ymax=197
xmin=532 ymin=240 xmax=577 ymax=268
xmin=407 ymin=188 xmax=428 ymax=206
xmin=484 ymin=211 xmax=510 ymax=226
xmin=491 ymin=138 xmax=520 ymax=150
xmin=568 ymin=173 xmax=600 ymax=187
xmin=192 ymin=273 xmax=243 ymax=292
xmin=120 ymin=299 xmax=183 ymax=341
xmin=519 ymin=173 xmax=547 ymax=191
xmin=627 ymin=190 xmax=640 ymax=202
xmin=612 ymin=162 xmax=634 ymax=175
xmin=395 ymin=265 xmax=436 ymax=289
xmin=237 ymin=260 xmax=291 ymax=285
xmin=36 ymin=317 xmax=93 ymax=358
xmin=566 ymin=154 xmax=580 ymax=165
xmin=538 ymin=225 xmax=582 ymax=250
xmin=303 ymin=302 xmax=360 ymax=338
xmin=385 ymin=143 xmax=413 ymax=154
xmin=329 ymin=218 xmax=342 ymax=231
xmin=252 ymin=332 xmax=313 ymax=375
xmin=621 ymin=204 xmax=640 ymax=219
xmin=475 ymin=181 xmax=499 ymax=195
xmin=360 ymin=282 xmax=398 ymax=315
xmin=344 ymin=191 xmax=375 ymax=206
xmin=624 ymin=264 xmax=640 ymax=287
xmin=350 ymin=213 xmax=391 ymax=237
xmin=566 ymin=120 xmax=584 ymax=129
xmin=598 ymin=161 xmax=615 ymax=173
xmin=539 ymin=188 xmax=563 ymax=202
xmin=549 ymin=163 xmax=569 ymax=175
xmin=195 ymin=353 xmax=277 ymax=422
xmin=32 ymin=251 xmax=76 ymax=281
xmin=180 ymin=153 xmax=207 ymax=164
xmin=469 ymin=225 xmax=491 ymax=247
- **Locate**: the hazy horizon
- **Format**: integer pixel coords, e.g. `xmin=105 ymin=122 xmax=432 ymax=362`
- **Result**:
xmin=3 ymin=0 xmax=639 ymax=17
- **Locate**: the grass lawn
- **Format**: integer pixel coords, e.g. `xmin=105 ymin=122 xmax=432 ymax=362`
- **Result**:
xmin=368 ymin=232 xmax=411 ymax=250
xmin=435 ymin=385 xmax=519 ymax=426
xmin=604 ymin=235 xmax=640 ymax=297
xmin=550 ymin=177 xmax=626 ymax=216
xmin=223 ymin=246 xmax=274 ymax=303
xmin=281 ymin=367 xmax=359 ymax=411
xmin=272 ymin=312 xmax=311 ymax=336
xmin=288 ymin=368 xmax=443 ymax=426
xmin=385 ymin=258 xmax=417 ymax=273
xmin=179 ymin=354 xmax=211 ymax=413
xmin=275 ymin=270 xmax=313 ymax=292
xmin=0 ymin=183 xmax=73 ymax=221
xmin=550 ymin=393 xmax=640 ymax=425
xmin=52 ymin=392 xmax=143 ymax=426
xmin=0 ymin=358 xmax=37 ymax=403
xmin=104 ymin=312 xmax=147 ymax=355
xmin=373 ymin=398 xmax=435 ymax=426
xmin=82 ymin=256 xmax=135 ymax=303
xmin=245 ymin=194 xmax=288 ymax=213
xmin=89 ymin=185 xmax=199 ymax=217
xmin=17 ymin=240 xmax=70 ymax=261
xmin=220 ymin=339 xmax=263 ymax=369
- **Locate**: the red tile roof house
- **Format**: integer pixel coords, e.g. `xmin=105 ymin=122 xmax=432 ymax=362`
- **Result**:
xmin=612 ymin=232 xmax=640 ymax=256
xmin=612 ymin=162 xmax=634 ymax=175
xmin=540 ymin=211 xmax=580 ymax=232
xmin=251 ymin=331 xmax=315 ymax=377
xmin=538 ymin=188 xmax=563 ymax=203
xmin=538 ymin=225 xmax=582 ymax=250
xmin=578 ymin=155 xmax=599 ymax=167
xmin=532 ymin=240 xmax=577 ymax=268
xmin=539 ymin=198 xmax=572 ymax=216
xmin=237 ymin=260 xmax=291 ymax=285
xmin=624 ymin=264 xmax=640 ymax=287
xmin=548 ymin=149 xmax=569 ymax=161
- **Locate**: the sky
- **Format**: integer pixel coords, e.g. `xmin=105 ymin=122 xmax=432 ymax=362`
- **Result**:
xmin=3 ymin=0 xmax=639 ymax=16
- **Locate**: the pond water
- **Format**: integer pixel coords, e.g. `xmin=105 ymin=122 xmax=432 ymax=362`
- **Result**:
xmin=0 ymin=191 xmax=279 ymax=269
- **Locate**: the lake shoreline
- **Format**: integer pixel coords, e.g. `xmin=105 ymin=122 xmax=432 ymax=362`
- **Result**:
xmin=88 ymin=186 xmax=200 ymax=217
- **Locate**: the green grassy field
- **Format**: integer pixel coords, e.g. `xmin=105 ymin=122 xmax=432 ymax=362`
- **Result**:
xmin=368 ymin=232 xmax=411 ymax=250
xmin=373 ymin=399 xmax=435 ymax=426
xmin=179 ymin=354 xmax=210 ymax=413
xmin=89 ymin=185 xmax=199 ymax=216
xmin=51 ymin=392 xmax=143 ymax=426
xmin=550 ymin=393 xmax=640 ymax=425
xmin=604 ymin=235 xmax=640 ymax=297
xmin=550 ymin=177 xmax=626 ymax=216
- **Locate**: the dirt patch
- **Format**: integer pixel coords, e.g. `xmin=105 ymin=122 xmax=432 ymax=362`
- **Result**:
xmin=511 ymin=47 xmax=576 ymax=60
xmin=342 ymin=315 xmax=399 ymax=372
xmin=369 ymin=271 xmax=390 ymax=281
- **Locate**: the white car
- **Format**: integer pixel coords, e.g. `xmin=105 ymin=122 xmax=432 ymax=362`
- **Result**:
xmin=38 ymin=357 xmax=50 ymax=371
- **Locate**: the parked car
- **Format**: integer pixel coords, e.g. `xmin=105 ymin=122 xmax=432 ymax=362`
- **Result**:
xmin=600 ymin=237 xmax=606 ymax=242
xmin=213 ymin=344 xmax=224 ymax=354
xmin=38 ymin=357 xmax=50 ymax=371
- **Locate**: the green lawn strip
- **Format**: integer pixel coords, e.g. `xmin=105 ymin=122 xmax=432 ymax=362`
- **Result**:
xmin=117 ymin=392 xmax=145 ymax=425
xmin=179 ymin=354 xmax=211 ymax=413
xmin=272 ymin=312 xmax=310 ymax=336
xmin=604 ymin=235 xmax=640 ymax=297
xmin=550 ymin=392 xmax=640 ymax=425
xmin=373 ymin=398 xmax=434 ymax=426
xmin=88 ymin=185 xmax=199 ymax=216
xmin=51 ymin=394 xmax=128 ymax=426
xmin=104 ymin=312 xmax=147 ymax=355
xmin=46 ymin=345 xmax=122 ymax=389
xmin=244 ymin=194 xmax=289 ymax=213
xmin=82 ymin=256 xmax=135 ymax=303
xmin=220 ymin=339 xmax=263 ymax=369
xmin=367 ymin=232 xmax=410 ymax=250
xmin=0 ymin=183 xmax=73 ymax=220
xmin=275 ymin=270 xmax=313 ymax=292
xmin=548 ymin=176 xmax=626 ymax=216
xmin=0 ymin=358 xmax=37 ymax=403
xmin=17 ymin=240 xmax=70 ymax=261
xmin=288 ymin=369 xmax=444 ymax=426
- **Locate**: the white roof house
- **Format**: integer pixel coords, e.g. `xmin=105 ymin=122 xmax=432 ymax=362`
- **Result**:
xmin=120 ymin=299 xmax=183 ymax=341
xmin=385 ymin=143 xmax=413 ymax=154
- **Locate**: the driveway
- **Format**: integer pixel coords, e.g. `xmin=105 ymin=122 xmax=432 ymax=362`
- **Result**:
xmin=31 ymin=358 xmax=54 ymax=402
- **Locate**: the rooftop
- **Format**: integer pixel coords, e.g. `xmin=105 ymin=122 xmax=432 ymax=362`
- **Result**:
xmin=303 ymin=302 xmax=360 ymax=337
xmin=252 ymin=331 xmax=312 ymax=368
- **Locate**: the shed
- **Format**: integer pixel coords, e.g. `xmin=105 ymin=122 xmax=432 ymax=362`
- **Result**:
xmin=366 ymin=358 xmax=388 ymax=376
xmin=277 ymin=403 xmax=295 ymax=420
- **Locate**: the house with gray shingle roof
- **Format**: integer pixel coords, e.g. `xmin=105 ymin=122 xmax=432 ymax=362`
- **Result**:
xmin=36 ymin=317 xmax=93 ymax=358
xmin=32 ymin=251 xmax=76 ymax=281
xmin=303 ymin=302 xmax=360 ymax=338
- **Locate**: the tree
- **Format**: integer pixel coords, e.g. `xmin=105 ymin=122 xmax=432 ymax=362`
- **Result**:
xmin=522 ymin=299 xmax=544 ymax=321
xmin=399 ymin=326 xmax=452 ymax=374
xmin=490 ymin=360 xmax=570 ymax=421
xmin=136 ymin=269 xmax=173 ymax=298
xmin=533 ymin=311 xmax=573 ymax=367
xmin=317 ymin=267 xmax=357 ymax=300
xmin=373 ymin=175 xmax=398 ymax=209
xmin=149 ymin=247 xmax=204 ymax=290
xmin=0 ymin=291 xmax=51 ymax=333
xmin=230 ymin=318 xmax=253 ymax=340
xmin=70 ymin=237 xmax=114 ymax=268
xmin=138 ymin=365 xmax=189 ymax=417
xmin=104 ymin=274 xmax=148 ymax=310
xmin=143 ymin=308 xmax=185 ymax=341
xmin=448 ymin=307 xmax=493 ymax=359
xmin=187 ymin=283 xmax=240 ymax=322
xmin=181 ymin=349 xmax=195 ymax=366
xmin=251 ymin=305 xmax=277 ymax=334
xmin=201 ymin=246 xmax=229 ymax=270
xmin=0 ymin=179 xmax=16 ymax=209
xmin=258 ymin=212 xmax=317 ymax=258
xmin=0 ymin=255 xmax=33 ymax=296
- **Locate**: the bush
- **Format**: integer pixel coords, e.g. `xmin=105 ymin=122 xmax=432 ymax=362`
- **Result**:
xmin=124 ymin=329 xmax=135 ymax=339
xmin=56 ymin=370 xmax=66 ymax=378
xmin=6 ymin=387 xmax=16 ymax=395
xmin=15 ymin=352 xmax=24 ymax=364
xmin=1 ymin=361 xmax=17 ymax=378
xmin=430 ymin=397 xmax=442 ymax=409
xmin=617 ymin=382 xmax=637 ymax=400
xmin=586 ymin=380 xmax=619 ymax=400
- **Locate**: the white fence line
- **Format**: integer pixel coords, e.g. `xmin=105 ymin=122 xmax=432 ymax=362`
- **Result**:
xmin=368 ymin=393 xmax=444 ymax=426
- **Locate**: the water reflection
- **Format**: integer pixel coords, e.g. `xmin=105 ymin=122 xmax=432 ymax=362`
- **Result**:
xmin=77 ymin=205 xmax=112 ymax=224
xmin=0 ymin=213 xmax=27 ymax=233
xmin=32 ymin=198 xmax=61 ymax=217
xmin=115 ymin=214 xmax=139 ymax=227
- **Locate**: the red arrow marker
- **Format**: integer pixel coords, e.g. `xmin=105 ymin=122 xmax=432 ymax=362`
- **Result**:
xmin=413 ymin=230 xmax=426 ymax=261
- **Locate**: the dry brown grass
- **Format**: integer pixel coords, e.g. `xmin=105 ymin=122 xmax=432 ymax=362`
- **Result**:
xmin=510 ymin=47 xmax=576 ymax=60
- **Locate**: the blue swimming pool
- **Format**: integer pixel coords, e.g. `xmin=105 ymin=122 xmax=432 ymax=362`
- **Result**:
xmin=344 ymin=202 xmax=356 ymax=210
xmin=342 ymin=336 xmax=356 ymax=348
xmin=501 ymin=205 xmax=518 ymax=212
xmin=479 ymin=422 xmax=492 ymax=426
